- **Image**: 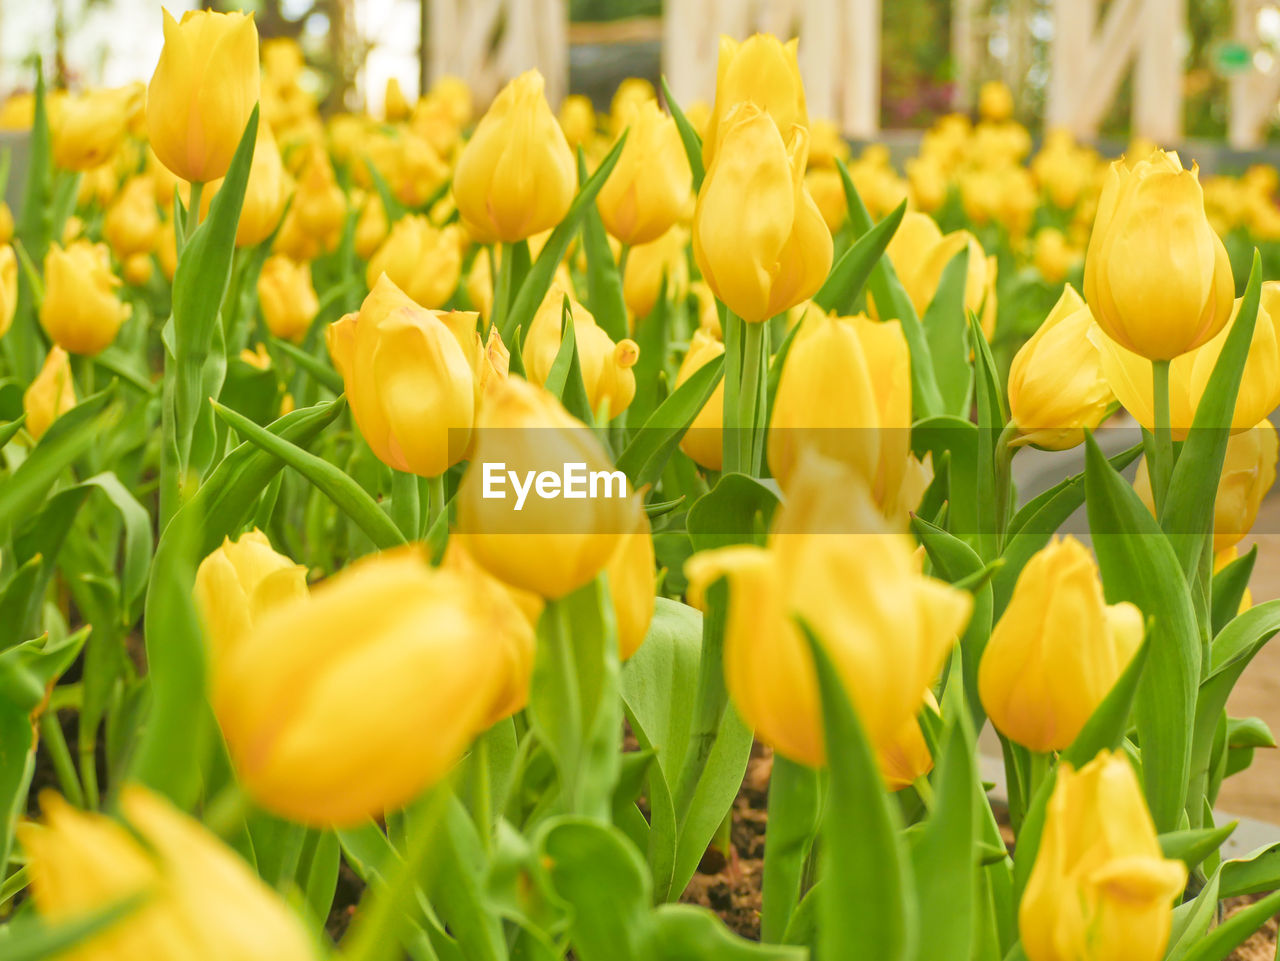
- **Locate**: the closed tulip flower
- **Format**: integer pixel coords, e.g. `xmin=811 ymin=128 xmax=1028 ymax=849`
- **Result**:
xmin=103 ymin=176 xmax=160 ymax=259
xmin=194 ymin=530 xmax=308 ymax=668
xmin=881 ymin=691 xmax=937 ymax=791
xmin=366 ymin=216 xmax=464 ymax=310
xmin=1186 ymin=283 xmax=1280 ymax=433
xmin=596 ymin=100 xmax=691 ymax=246
xmin=40 ymin=241 xmax=131 ymax=356
xmin=693 ymin=103 xmax=832 ymax=323
xmin=882 ymin=214 xmax=998 ymax=339
xmin=675 ymin=326 xmax=726 ymax=471
xmin=624 ymin=225 xmax=689 ymax=320
xmin=456 ymin=376 xmax=643 ymax=599
xmin=327 ymin=275 xmax=479 ymax=477
xmin=806 ymin=167 xmax=848 ymax=233
xmin=354 ymin=192 xmax=390 ymax=261
xmin=147 ymin=9 xmax=261 ymax=183
xmin=257 ymin=255 xmax=318 ymax=343
xmin=453 ymin=70 xmax=576 ymax=243
xmin=275 ymin=146 xmax=345 ymax=261
xmin=702 ymin=34 xmax=807 ymax=167
xmin=1032 ymin=227 xmax=1080 ymax=284
xmin=558 ymin=94 xmax=597 ymax=148
xmin=23 ymin=347 xmax=77 ymax=441
xmin=1084 ymin=150 xmax=1233 ymax=360
xmin=523 ymin=285 xmax=639 ymax=418
xmin=50 ymin=86 xmax=134 ymax=172
xmin=1020 ymin=751 xmax=1187 ymax=961
xmin=979 ymin=537 xmax=1144 ymax=753
xmin=978 ymin=81 xmax=1015 ymax=122
xmin=19 ymin=788 xmax=316 ymax=961
xmin=1008 ymin=286 xmax=1116 ymax=450
xmin=220 ymin=121 xmax=288 ymax=247
xmin=607 ymin=511 xmax=656 ymax=661
xmin=685 ymin=452 xmax=971 ymax=769
xmin=0 ymin=243 xmax=15 ymax=338
xmin=768 ymin=310 xmax=881 ymax=492
xmin=216 ymin=548 xmax=532 ymax=825
xmin=384 ymin=76 xmax=412 ymax=122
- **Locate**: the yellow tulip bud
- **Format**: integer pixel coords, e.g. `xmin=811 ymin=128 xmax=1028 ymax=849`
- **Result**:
xmin=1031 ymin=227 xmax=1080 ymax=284
xmin=596 ymin=100 xmax=691 ymax=246
xmin=1134 ymin=421 xmax=1278 ymax=555
xmin=456 ymin=376 xmax=643 ymax=599
xmin=23 ymin=346 xmax=77 ymax=441
xmin=327 ymin=276 xmax=479 ymax=477
xmin=123 ymin=252 xmax=153 ymax=287
xmin=289 ymin=145 xmax=346 ymax=257
xmin=805 ymin=167 xmax=848 ymax=233
xmin=1186 ymin=283 xmax=1280 ymax=432
xmin=194 ymin=530 xmax=308 ymax=670
xmin=258 ymin=255 xmax=318 ymax=343
xmin=146 ymin=9 xmax=261 ymax=183
xmin=768 ymin=310 xmax=881 ymax=492
xmin=609 ymin=78 xmax=657 ymax=134
xmin=427 ymin=75 xmax=474 ymax=128
xmin=215 ymin=547 xmax=531 ymax=825
xmin=558 ymin=94 xmax=597 ymax=148
xmin=103 ymin=176 xmax=160 ymax=259
xmin=1084 ymin=151 xmax=1234 ymax=360
xmin=453 ymin=70 xmax=576 ymax=243
xmin=880 ymin=690 xmax=937 ymax=791
xmin=390 ymin=132 xmax=451 ymax=209
xmin=157 ymin=217 xmax=179 ymax=281
xmin=354 ymin=192 xmax=390 ymax=261
xmin=212 ymin=121 xmax=288 ymax=248
xmin=607 ymin=510 xmax=655 ymax=661
xmin=890 ymin=220 xmax=997 ymax=339
xmin=0 ymin=243 xmax=16 ymax=338
xmin=906 ymin=156 xmax=948 ymax=213
xmin=19 ymin=788 xmax=316 ymax=960
xmin=50 ymin=86 xmax=135 ymax=172
xmin=675 ymin=326 xmax=726 ymax=471
xmin=623 ymin=225 xmax=689 ymax=320
xmin=685 ymin=452 xmax=970 ymax=769
xmin=693 ymin=103 xmax=832 ymax=323
xmin=1008 ymin=286 xmax=1116 ymax=450
xmin=978 ymin=81 xmax=1015 ymax=122
xmin=40 ymin=241 xmax=131 ymax=356
xmin=806 ymin=119 xmax=850 ymax=170
xmin=263 ymin=37 xmax=305 ymax=87
xmin=1020 ymin=751 xmax=1188 ymax=961
xmin=702 ymin=34 xmax=807 ymax=168
xmin=384 ymin=76 xmax=412 ymax=122
xmin=366 ymin=216 xmax=463 ymax=310
xmin=523 ymin=285 xmax=639 ymax=418
xmin=980 ymin=537 xmax=1144 ymax=753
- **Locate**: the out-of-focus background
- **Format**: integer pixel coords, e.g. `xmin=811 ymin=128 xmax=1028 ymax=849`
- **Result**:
xmin=5 ymin=0 xmax=1280 ymax=153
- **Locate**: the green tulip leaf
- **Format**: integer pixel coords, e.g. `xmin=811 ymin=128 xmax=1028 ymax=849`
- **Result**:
xmin=760 ymin=755 xmax=821 ymax=942
xmin=0 ymin=895 xmax=146 ymax=961
xmin=811 ymin=199 xmax=906 ymax=316
xmin=1211 ymin=545 xmax=1257 ymax=638
xmin=616 ymin=354 xmax=724 ymax=490
xmin=922 ymin=244 xmax=974 ymax=416
xmin=1159 ymin=821 xmax=1238 ymax=872
xmin=645 ymin=904 xmax=806 ymax=960
xmin=272 ymin=338 xmax=345 ymax=394
xmin=577 ymin=150 xmax=629 ymax=344
xmin=660 ymin=77 xmax=706 ymax=192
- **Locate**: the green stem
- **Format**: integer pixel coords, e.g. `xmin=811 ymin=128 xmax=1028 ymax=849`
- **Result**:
xmin=177 ymin=181 xmax=204 ymax=258
xmin=1150 ymin=358 xmax=1174 ymax=518
xmin=617 ymin=243 xmax=631 ymax=280
xmin=543 ymin=599 xmax=584 ymax=813
xmin=993 ymin=422 xmax=1020 ymax=554
xmin=721 ymin=311 xmax=743 ymax=474
xmin=472 ymin=734 xmax=491 ymax=853
xmin=390 ymin=469 xmax=421 ymax=541
xmin=494 ymin=242 xmax=516 ymax=341
xmin=341 ymin=785 xmax=450 ymax=961
xmin=760 ymin=755 xmax=820 ymax=942
xmin=671 ymin=579 xmax=730 ymax=824
xmin=202 ymin=782 xmax=251 ymax=841
xmin=427 ymin=473 xmax=446 ymax=533
xmin=38 ymin=711 xmax=84 ymax=807
xmin=0 ymin=867 xmax=29 ymax=909
xmin=737 ymin=319 xmax=768 ymax=476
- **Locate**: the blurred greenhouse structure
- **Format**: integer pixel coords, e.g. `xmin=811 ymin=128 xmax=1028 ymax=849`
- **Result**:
xmin=3 ymin=0 xmax=1280 ymax=149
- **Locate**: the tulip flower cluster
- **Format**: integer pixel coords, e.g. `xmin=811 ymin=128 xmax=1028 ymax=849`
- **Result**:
xmin=4 ymin=12 xmax=1280 ymax=961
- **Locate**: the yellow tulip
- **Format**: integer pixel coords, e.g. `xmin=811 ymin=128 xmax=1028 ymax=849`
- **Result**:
xmin=23 ymin=347 xmax=77 ymax=441
xmin=257 ymin=255 xmax=318 ymax=343
xmin=326 ymin=275 xmax=480 ymax=476
xmin=881 ymin=691 xmax=937 ymax=791
xmin=216 ymin=547 xmax=532 ymax=825
xmin=979 ymin=537 xmax=1144 ymax=753
xmin=609 ymin=77 xmax=657 ymax=134
xmin=40 ymin=241 xmax=130 ymax=356
xmin=623 ymin=225 xmax=689 ymax=320
xmin=805 ymin=167 xmax=847 ymax=233
xmin=522 ymin=285 xmax=639 ymax=418
xmin=50 ymin=86 xmax=136 ymax=172
xmin=453 ymin=70 xmax=576 ymax=243
xmin=1032 ymin=227 xmax=1080 ymax=284
xmin=456 ymin=376 xmax=643 ymax=599
xmin=880 ymin=214 xmax=997 ymax=339
xmin=906 ymin=156 xmax=948 ymax=213
xmin=157 ymin=217 xmax=179 ymax=281
xmin=384 ymin=76 xmax=412 ymax=122
xmin=103 ymin=176 xmax=160 ymax=259
xmin=558 ymin=94 xmax=597 ymax=148
xmin=806 ymin=118 xmax=850 ymax=170
xmin=1008 ymin=286 xmax=1115 ymax=450
xmin=213 ymin=121 xmax=288 ymax=248
xmin=146 ymin=9 xmax=261 ymax=183
xmin=389 ymin=132 xmax=451 ymax=209
xmin=768 ymin=310 xmax=881 ymax=492
xmin=19 ymin=788 xmax=316 ymax=961
xmin=1186 ymin=283 xmax=1280 ymax=433
xmin=693 ymin=102 xmax=832 ymax=323
xmin=685 ymin=451 xmax=970 ymax=769
xmin=354 ymin=192 xmax=389 ymax=261
xmin=607 ymin=510 xmax=656 ymax=661
xmin=366 ymin=216 xmax=464 ymax=310
xmin=194 ymin=530 xmax=308 ymax=669
xmin=1084 ymin=150 xmax=1234 ymax=360
xmin=0 ymin=243 xmax=16 ymax=339
xmin=596 ymin=100 xmax=691 ymax=246
xmin=1134 ymin=421 xmax=1278 ymax=555
xmin=702 ymin=34 xmax=807 ymax=168
xmin=1020 ymin=751 xmax=1188 ymax=961
xmin=674 ymin=326 xmax=726 ymax=471
xmin=275 ymin=146 xmax=345 ymax=260
xmin=978 ymin=81 xmax=1015 ymax=122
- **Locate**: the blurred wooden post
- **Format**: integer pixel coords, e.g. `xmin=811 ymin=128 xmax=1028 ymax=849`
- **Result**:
xmin=1045 ymin=0 xmax=1184 ymax=142
xmin=662 ymin=0 xmax=880 ymax=137
xmin=424 ymin=0 xmax=567 ymax=107
xmin=952 ymin=0 xmax=977 ymax=110
xmin=1229 ymin=0 xmax=1280 ymax=148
